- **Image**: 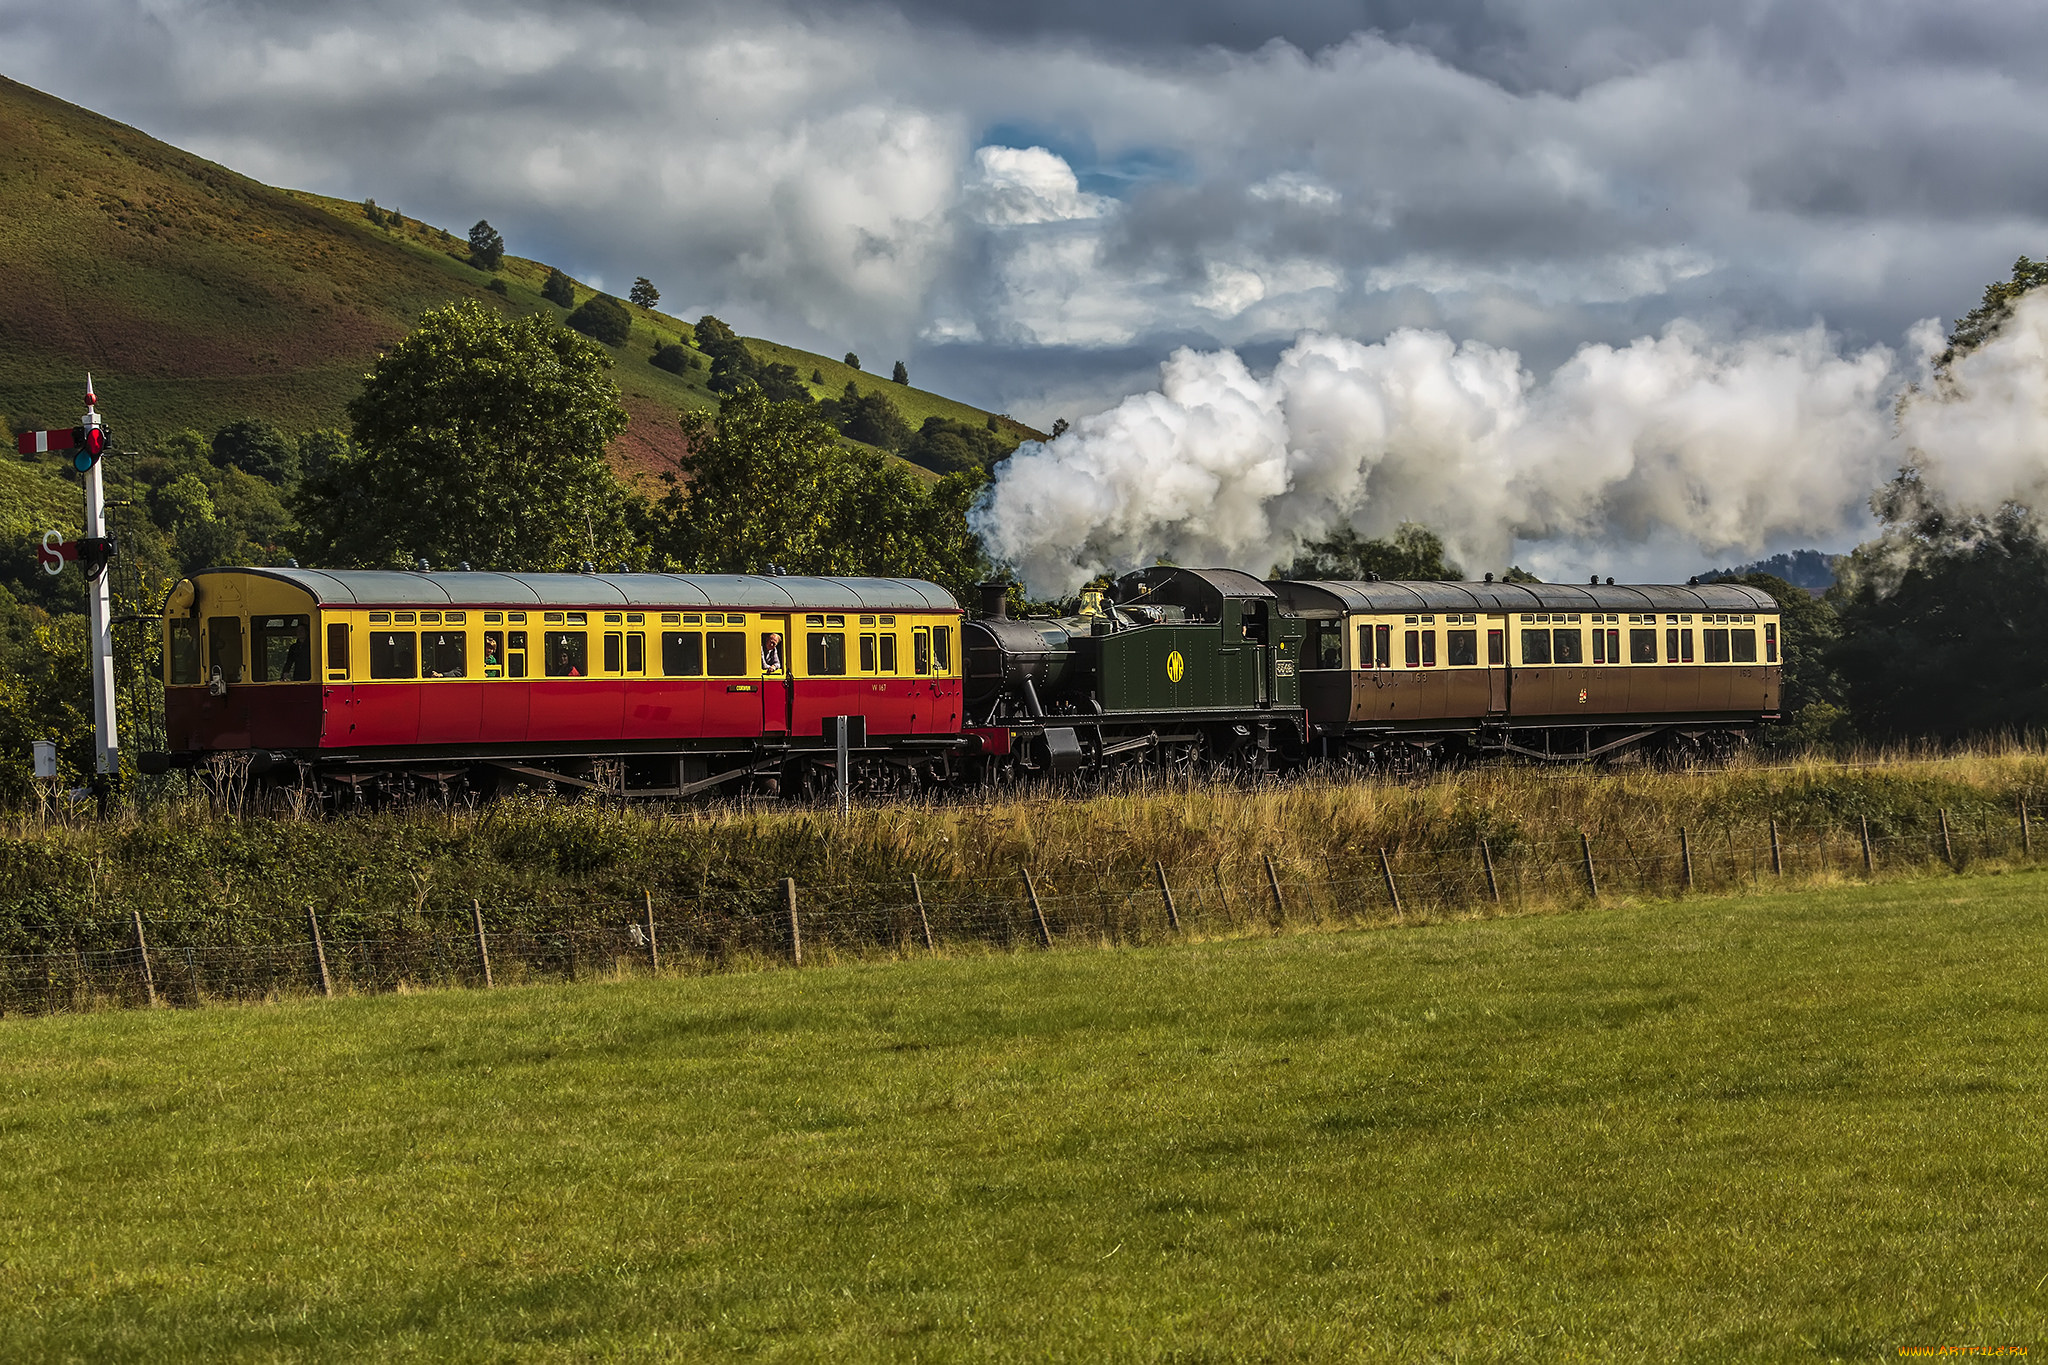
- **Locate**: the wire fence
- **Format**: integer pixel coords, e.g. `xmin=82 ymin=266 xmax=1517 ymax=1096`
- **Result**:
xmin=2 ymin=804 xmax=2037 ymax=1018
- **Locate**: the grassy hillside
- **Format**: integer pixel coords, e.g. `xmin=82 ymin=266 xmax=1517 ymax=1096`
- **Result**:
xmin=1 ymin=874 xmax=2041 ymax=1358
xmin=0 ymin=76 xmax=1039 ymax=484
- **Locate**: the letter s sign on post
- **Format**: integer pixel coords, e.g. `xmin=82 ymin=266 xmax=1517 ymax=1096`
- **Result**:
xmin=40 ymin=530 xmax=66 ymax=576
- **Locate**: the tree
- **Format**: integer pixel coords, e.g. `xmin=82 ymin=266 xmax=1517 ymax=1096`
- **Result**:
xmin=903 ymin=415 xmax=1010 ymax=475
xmin=361 ymin=198 xmax=381 ymax=222
xmin=1500 ymin=566 xmax=1542 ymax=583
xmin=629 ymin=277 xmax=660 ymax=308
xmin=844 ymin=352 xmax=861 ymax=370
xmin=651 ymin=343 xmax=698 ymax=375
xmin=891 ymin=360 xmax=909 ymax=385
xmin=211 ymin=420 xmax=297 ymax=484
xmin=542 ymin=269 xmax=576 ymax=307
xmin=1274 ymin=524 xmax=1463 ymax=581
xmin=820 ymin=382 xmax=911 ymax=452
xmin=1939 ymin=256 xmax=2048 ymax=369
xmin=811 ymin=369 xmax=824 ymax=385
xmin=1723 ymin=572 xmax=1847 ymax=747
xmin=566 ymin=294 xmax=633 ymax=346
xmin=652 ymin=388 xmax=987 ymax=596
xmin=467 ymin=220 xmax=504 ymax=271
xmin=297 ymin=301 xmax=633 ymax=571
xmin=1050 ymin=418 xmax=1069 ymax=439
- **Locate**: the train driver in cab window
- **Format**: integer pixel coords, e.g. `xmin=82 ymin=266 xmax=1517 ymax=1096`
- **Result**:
xmin=761 ymin=631 xmax=784 ymax=674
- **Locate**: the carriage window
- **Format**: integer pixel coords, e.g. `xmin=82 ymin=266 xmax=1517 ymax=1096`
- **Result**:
xmin=1310 ymin=620 xmax=1343 ymax=669
xmin=506 ymin=630 xmax=527 ymax=679
xmin=208 ymin=616 xmax=244 ymax=683
xmin=860 ymin=634 xmax=878 ymax=672
xmin=1703 ymin=628 xmax=1731 ymax=663
xmin=1667 ymin=629 xmax=1695 ymax=663
xmin=626 ymin=633 xmax=645 ymax=674
xmin=706 ymin=631 xmax=747 ymax=677
xmin=880 ymin=634 xmax=898 ymax=673
xmin=663 ymin=631 xmax=704 ymax=676
xmin=482 ymin=631 xmax=504 ymax=678
xmin=1593 ymin=628 xmax=1607 ymax=664
xmin=170 ymin=619 xmax=202 ymax=684
xmin=544 ymin=631 xmax=587 ymax=677
xmin=1447 ymin=629 xmax=1477 ymax=666
xmin=1376 ymin=624 xmax=1391 ymax=669
xmin=1521 ymin=629 xmax=1552 ymax=665
xmin=1631 ymin=629 xmax=1658 ymax=664
xmin=253 ymin=615 xmax=311 ymax=682
xmin=1487 ymin=630 xmax=1503 ymax=665
xmin=1552 ymin=629 xmax=1583 ymax=665
xmin=326 ymin=623 xmax=350 ymax=679
xmin=1421 ymin=631 xmax=1437 ymax=666
xmin=807 ymin=631 xmax=848 ymax=676
xmin=1667 ymin=628 xmax=1680 ymax=663
xmin=934 ymin=626 xmax=952 ymax=673
xmin=1404 ymin=629 xmax=1420 ymax=668
xmin=604 ymin=632 xmax=623 ymax=673
xmin=1732 ymin=629 xmax=1758 ymax=663
xmin=369 ymin=631 xmax=416 ymax=680
xmin=1765 ymin=622 xmax=1778 ymax=663
xmin=1356 ymin=623 xmax=1373 ymax=669
xmin=914 ymin=628 xmax=932 ymax=676
xmin=422 ymin=631 xmax=467 ymax=678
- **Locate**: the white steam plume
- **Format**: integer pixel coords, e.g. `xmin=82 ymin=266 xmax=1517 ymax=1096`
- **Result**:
xmin=973 ymin=323 xmax=1902 ymax=594
xmin=1898 ymin=291 xmax=2048 ymax=511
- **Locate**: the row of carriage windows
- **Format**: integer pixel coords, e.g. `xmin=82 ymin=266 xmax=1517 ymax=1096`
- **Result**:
xmin=170 ymin=609 xmax=951 ymax=683
xmin=1312 ymin=612 xmax=1779 ymax=670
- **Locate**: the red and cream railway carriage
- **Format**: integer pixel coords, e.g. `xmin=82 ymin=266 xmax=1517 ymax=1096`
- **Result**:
xmin=159 ymin=568 xmax=965 ymax=796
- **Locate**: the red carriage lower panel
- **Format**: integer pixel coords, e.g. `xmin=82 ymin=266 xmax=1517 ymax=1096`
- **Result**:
xmin=419 ymin=683 xmax=483 ymax=745
xmin=169 ymin=686 xmax=322 ymax=752
xmin=622 ymin=680 xmax=703 ymax=740
xmin=528 ymin=680 xmax=623 ymax=743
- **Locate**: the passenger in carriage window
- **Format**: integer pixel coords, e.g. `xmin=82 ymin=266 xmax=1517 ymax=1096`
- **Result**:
xmin=761 ymin=632 xmax=784 ymax=674
xmin=483 ymin=631 xmax=503 ymax=679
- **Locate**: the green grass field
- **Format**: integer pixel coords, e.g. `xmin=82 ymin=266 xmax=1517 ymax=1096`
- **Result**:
xmin=2 ymin=873 xmax=2042 ymax=1360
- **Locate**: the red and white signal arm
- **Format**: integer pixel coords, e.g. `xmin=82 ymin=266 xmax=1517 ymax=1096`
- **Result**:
xmin=16 ymin=429 xmax=78 ymax=455
xmin=39 ymin=531 xmax=78 ymax=576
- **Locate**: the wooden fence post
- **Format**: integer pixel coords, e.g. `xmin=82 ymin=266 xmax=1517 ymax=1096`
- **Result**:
xmin=1861 ymin=816 xmax=1875 ymax=875
xmin=1155 ymin=860 xmax=1181 ymax=932
xmin=1379 ymin=849 xmax=1403 ymax=916
xmin=1022 ymin=868 xmax=1051 ymax=948
xmin=131 ymin=908 xmax=156 ymax=1008
xmin=307 ymin=905 xmax=333 ymax=999
xmin=784 ymin=878 xmax=803 ymax=966
xmin=1940 ymin=809 xmax=1955 ymax=868
xmin=2024 ymin=801 xmax=2034 ymax=858
xmin=1263 ymin=855 xmax=1286 ymax=922
xmin=911 ymin=873 xmax=934 ymax=951
xmin=1212 ymin=862 xmax=1230 ymax=925
xmin=1580 ymin=832 xmax=1599 ymax=901
xmin=1479 ymin=839 xmax=1500 ymax=904
xmin=1680 ymin=827 xmax=1695 ymax=891
xmin=1769 ymin=819 xmax=1783 ymax=876
xmin=471 ymin=900 xmax=493 ymax=988
xmin=644 ymin=891 xmax=660 ymax=974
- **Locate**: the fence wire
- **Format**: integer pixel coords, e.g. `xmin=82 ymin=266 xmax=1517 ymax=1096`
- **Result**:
xmin=2 ymin=808 xmax=2036 ymax=1017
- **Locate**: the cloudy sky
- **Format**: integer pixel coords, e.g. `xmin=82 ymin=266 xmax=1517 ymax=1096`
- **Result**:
xmin=7 ymin=0 xmax=2048 ymax=583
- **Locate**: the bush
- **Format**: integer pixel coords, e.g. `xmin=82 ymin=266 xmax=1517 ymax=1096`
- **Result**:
xmin=487 ymin=278 xmax=508 ymax=296
xmin=211 ymin=420 xmax=297 ymax=484
xmin=541 ymin=269 xmax=575 ymax=307
xmin=565 ymin=295 xmax=633 ymax=346
xmin=651 ymin=343 xmax=698 ymax=375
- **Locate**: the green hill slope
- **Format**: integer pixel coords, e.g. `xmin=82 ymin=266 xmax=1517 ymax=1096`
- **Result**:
xmin=0 ymin=76 xmax=1041 ymax=481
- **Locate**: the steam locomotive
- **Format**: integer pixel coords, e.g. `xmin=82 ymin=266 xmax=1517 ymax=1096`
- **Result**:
xmin=146 ymin=564 xmax=1779 ymax=795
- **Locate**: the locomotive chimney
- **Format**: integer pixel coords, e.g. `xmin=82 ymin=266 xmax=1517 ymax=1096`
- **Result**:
xmin=977 ymin=581 xmax=1011 ymax=619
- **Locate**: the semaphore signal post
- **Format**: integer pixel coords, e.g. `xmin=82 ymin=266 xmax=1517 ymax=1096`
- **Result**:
xmin=18 ymin=375 xmax=119 ymax=789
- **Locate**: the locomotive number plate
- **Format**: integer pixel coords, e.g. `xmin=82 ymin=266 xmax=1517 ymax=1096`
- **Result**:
xmin=1166 ymin=650 xmax=1185 ymax=683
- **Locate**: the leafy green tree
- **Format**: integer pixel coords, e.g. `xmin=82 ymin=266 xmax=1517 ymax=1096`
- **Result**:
xmin=629 ymin=277 xmax=660 ymax=308
xmin=1274 ymin=524 xmax=1463 ymax=581
xmin=811 ymin=369 xmax=824 ymax=385
xmin=468 ymin=219 xmax=504 ymax=271
xmin=651 ymin=343 xmax=698 ymax=375
xmin=211 ymin=419 xmax=297 ymax=484
xmin=542 ymin=269 xmax=576 ymax=307
xmin=361 ymin=198 xmax=381 ymax=222
xmin=902 ymin=415 xmax=1011 ymax=474
xmin=1500 ymin=566 xmax=1542 ymax=583
xmin=820 ymin=382 xmax=912 ymax=452
xmin=844 ymin=352 xmax=860 ymax=371
xmin=891 ymin=360 xmax=909 ymax=385
xmin=565 ymin=294 xmax=633 ymax=346
xmin=1722 ymin=572 xmax=1847 ymax=747
xmin=298 ymin=302 xmax=633 ymax=571
xmin=1938 ymin=256 xmax=2048 ymax=369
xmin=653 ymin=388 xmax=988 ymax=596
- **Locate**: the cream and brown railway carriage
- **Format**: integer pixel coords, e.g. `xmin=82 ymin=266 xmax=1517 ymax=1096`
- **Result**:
xmin=1265 ymin=579 xmax=1781 ymax=762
